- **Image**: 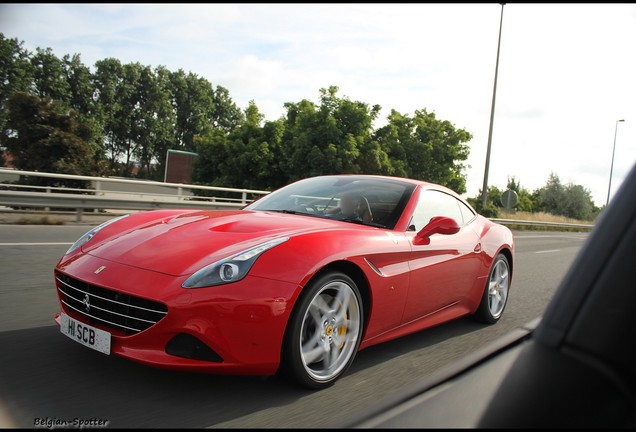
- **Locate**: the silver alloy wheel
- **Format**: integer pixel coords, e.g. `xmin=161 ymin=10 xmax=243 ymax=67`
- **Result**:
xmin=299 ymin=280 xmax=362 ymax=383
xmin=488 ymin=258 xmax=510 ymax=319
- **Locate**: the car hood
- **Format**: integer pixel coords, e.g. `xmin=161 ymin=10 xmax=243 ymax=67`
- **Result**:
xmin=84 ymin=210 xmax=348 ymax=276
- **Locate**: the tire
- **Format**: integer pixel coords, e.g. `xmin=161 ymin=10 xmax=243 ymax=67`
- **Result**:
xmin=281 ymin=271 xmax=363 ymax=389
xmin=474 ymin=253 xmax=511 ymax=324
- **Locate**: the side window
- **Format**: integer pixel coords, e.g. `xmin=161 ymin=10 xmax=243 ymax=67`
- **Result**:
xmin=459 ymin=200 xmax=476 ymax=224
xmin=409 ymin=190 xmax=465 ymax=231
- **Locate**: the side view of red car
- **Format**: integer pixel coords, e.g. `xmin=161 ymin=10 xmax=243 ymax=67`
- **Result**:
xmin=54 ymin=174 xmax=514 ymax=389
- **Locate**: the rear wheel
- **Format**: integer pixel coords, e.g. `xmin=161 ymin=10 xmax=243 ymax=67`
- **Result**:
xmin=281 ymin=271 xmax=363 ymax=389
xmin=474 ymin=253 xmax=510 ymax=324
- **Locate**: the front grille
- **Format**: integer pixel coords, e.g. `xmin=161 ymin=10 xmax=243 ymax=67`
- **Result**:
xmin=56 ymin=272 xmax=168 ymax=336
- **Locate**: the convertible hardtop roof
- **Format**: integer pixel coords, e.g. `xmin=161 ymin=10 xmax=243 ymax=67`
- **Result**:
xmin=311 ymin=174 xmax=458 ymax=194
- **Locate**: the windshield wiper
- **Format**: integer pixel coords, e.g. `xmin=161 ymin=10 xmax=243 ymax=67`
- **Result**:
xmin=338 ymin=216 xmax=385 ymax=228
xmin=267 ymin=209 xmax=304 ymax=215
xmin=265 ymin=209 xmax=321 ymax=217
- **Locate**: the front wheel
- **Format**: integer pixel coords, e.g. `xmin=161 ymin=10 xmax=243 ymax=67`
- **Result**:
xmin=280 ymin=271 xmax=363 ymax=389
xmin=474 ymin=253 xmax=510 ymax=324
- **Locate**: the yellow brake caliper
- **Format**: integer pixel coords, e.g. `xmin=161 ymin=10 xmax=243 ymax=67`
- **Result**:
xmin=338 ymin=312 xmax=348 ymax=349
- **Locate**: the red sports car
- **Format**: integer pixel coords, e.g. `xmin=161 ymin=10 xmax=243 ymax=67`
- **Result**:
xmin=53 ymin=175 xmax=514 ymax=389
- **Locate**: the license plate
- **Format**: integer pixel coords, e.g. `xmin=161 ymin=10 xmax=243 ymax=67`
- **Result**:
xmin=60 ymin=313 xmax=111 ymax=355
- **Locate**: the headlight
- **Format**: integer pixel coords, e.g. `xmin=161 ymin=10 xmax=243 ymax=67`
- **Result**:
xmin=182 ymin=237 xmax=290 ymax=288
xmin=65 ymin=214 xmax=130 ymax=255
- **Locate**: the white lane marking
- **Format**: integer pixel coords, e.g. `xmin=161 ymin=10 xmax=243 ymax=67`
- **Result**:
xmin=0 ymin=242 xmax=73 ymax=246
xmin=535 ymin=249 xmax=561 ymax=254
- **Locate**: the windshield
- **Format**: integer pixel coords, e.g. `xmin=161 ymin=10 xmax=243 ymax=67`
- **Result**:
xmin=244 ymin=176 xmax=416 ymax=229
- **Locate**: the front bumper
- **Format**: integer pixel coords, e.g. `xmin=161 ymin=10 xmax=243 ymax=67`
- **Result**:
xmin=54 ymin=253 xmax=299 ymax=376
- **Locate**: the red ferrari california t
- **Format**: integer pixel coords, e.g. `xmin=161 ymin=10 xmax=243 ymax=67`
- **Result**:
xmin=54 ymin=174 xmax=514 ymax=389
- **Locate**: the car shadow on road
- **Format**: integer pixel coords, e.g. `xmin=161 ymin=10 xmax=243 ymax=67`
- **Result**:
xmin=0 ymin=318 xmax=488 ymax=428
xmin=349 ymin=315 xmax=489 ymax=374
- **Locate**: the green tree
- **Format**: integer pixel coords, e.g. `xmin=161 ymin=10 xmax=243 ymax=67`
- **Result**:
xmin=224 ymin=101 xmax=285 ymax=189
xmin=191 ymin=129 xmax=229 ymax=187
xmin=146 ymin=65 xmax=178 ymax=180
xmin=92 ymin=61 xmax=175 ymax=178
xmin=193 ymin=101 xmax=286 ymax=191
xmin=2 ymin=92 xmax=105 ymax=186
xmin=0 ymin=34 xmax=34 ymax=149
xmin=372 ymin=109 xmax=411 ymax=178
xmin=210 ymin=85 xmax=244 ymax=133
xmin=90 ymin=58 xmax=246 ymax=178
xmin=131 ymin=64 xmax=176 ymax=179
xmin=92 ymin=57 xmax=125 ymax=172
xmin=536 ymin=172 xmax=598 ymax=220
xmin=468 ymin=185 xmax=503 ymax=218
xmin=168 ymin=69 xmax=215 ymax=152
xmin=116 ymin=62 xmax=145 ymax=176
xmin=538 ymin=172 xmax=564 ymax=215
xmin=561 ymin=184 xmax=596 ymax=220
xmin=281 ymin=86 xmax=379 ymax=181
xmin=259 ymin=117 xmax=287 ymax=188
xmin=30 ymin=47 xmax=71 ymax=102
xmin=374 ymin=108 xmax=472 ymax=193
xmin=62 ymin=54 xmax=93 ymax=114
xmin=357 ymin=138 xmax=394 ymax=176
xmin=62 ymin=53 xmax=104 ymax=158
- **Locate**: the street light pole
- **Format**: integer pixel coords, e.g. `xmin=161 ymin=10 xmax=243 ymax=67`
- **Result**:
xmin=606 ymin=119 xmax=625 ymax=207
xmin=481 ymin=3 xmax=505 ymax=209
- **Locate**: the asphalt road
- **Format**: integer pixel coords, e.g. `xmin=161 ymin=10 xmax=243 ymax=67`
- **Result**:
xmin=0 ymin=225 xmax=588 ymax=428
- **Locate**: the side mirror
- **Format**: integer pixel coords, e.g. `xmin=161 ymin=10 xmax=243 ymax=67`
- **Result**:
xmin=414 ymin=216 xmax=461 ymax=245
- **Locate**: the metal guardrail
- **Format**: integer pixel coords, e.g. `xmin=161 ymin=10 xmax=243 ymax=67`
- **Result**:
xmin=0 ymin=168 xmax=596 ymax=229
xmin=0 ymin=168 xmax=269 ymax=197
xmin=0 ymin=190 xmax=245 ymax=210
xmin=0 ymin=168 xmax=270 ymax=222
xmin=491 ymin=218 xmax=594 ymax=230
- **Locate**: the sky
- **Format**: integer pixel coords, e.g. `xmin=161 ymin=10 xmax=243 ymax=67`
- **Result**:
xmin=1 ymin=3 xmax=635 ymax=207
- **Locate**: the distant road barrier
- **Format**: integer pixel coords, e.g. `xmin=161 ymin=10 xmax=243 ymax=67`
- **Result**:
xmin=0 ymin=168 xmax=269 ymax=222
xmin=491 ymin=218 xmax=594 ymax=230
